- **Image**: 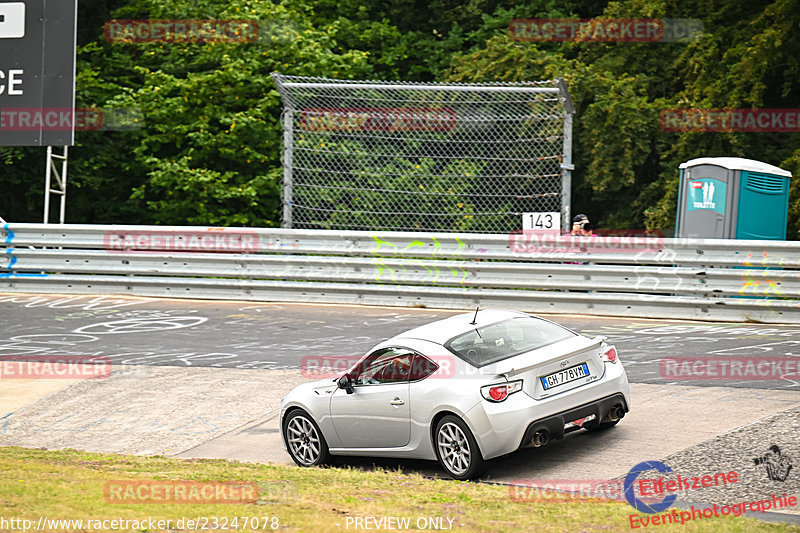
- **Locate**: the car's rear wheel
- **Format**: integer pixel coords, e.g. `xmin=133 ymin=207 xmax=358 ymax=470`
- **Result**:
xmin=434 ymin=415 xmax=486 ymax=480
xmin=283 ymin=410 xmax=329 ymax=467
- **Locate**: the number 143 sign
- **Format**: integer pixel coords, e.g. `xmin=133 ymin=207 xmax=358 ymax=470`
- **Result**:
xmin=522 ymin=212 xmax=561 ymax=231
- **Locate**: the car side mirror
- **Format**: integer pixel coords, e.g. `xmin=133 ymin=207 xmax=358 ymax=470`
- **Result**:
xmin=338 ymin=374 xmax=355 ymax=394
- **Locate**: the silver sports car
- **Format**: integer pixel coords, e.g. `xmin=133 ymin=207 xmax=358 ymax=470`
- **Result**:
xmin=280 ymin=309 xmax=631 ymax=479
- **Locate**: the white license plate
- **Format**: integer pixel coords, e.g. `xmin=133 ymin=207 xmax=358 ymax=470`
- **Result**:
xmin=541 ymin=363 xmax=590 ymax=390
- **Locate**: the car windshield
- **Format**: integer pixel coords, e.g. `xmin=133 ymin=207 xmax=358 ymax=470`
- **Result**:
xmin=445 ymin=316 xmax=576 ymax=367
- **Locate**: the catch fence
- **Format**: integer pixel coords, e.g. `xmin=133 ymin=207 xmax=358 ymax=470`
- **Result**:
xmin=271 ymin=73 xmax=575 ymax=233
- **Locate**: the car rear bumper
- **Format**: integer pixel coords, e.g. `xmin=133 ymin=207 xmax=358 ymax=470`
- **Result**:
xmin=518 ymin=392 xmax=628 ymax=449
xmin=465 ymin=361 xmax=630 ymax=460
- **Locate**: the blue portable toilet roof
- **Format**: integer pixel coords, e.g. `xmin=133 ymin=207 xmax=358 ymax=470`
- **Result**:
xmin=679 ymin=157 xmax=792 ymax=177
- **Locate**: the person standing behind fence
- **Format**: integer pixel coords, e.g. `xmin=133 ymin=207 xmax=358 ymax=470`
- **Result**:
xmin=563 ymin=214 xmax=597 ymax=269
xmin=569 ymin=214 xmax=597 ymax=237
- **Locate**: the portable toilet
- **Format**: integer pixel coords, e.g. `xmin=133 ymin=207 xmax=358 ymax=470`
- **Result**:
xmin=675 ymin=157 xmax=792 ymax=240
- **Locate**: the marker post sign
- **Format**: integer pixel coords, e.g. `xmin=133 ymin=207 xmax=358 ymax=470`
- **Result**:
xmin=0 ymin=0 xmax=78 ymax=146
xmin=523 ymin=212 xmax=561 ymax=231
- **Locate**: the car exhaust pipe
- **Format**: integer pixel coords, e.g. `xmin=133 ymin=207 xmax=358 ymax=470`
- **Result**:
xmin=608 ymin=405 xmax=625 ymax=422
xmin=531 ymin=430 xmax=549 ymax=447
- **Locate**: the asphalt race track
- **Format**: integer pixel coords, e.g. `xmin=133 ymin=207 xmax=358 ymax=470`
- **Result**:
xmin=2 ymin=292 xmax=800 ymax=389
xmin=1 ymin=292 xmax=798 ymax=522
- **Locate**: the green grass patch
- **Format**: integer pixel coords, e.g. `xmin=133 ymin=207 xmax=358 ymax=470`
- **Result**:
xmin=0 ymin=446 xmax=796 ymax=532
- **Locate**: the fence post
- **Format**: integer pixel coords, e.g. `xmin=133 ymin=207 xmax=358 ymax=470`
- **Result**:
xmin=282 ymin=106 xmax=294 ymax=229
xmin=558 ymin=78 xmax=575 ymax=232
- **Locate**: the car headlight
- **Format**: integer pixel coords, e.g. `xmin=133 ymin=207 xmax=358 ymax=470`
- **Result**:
xmin=480 ymin=379 xmax=523 ymax=402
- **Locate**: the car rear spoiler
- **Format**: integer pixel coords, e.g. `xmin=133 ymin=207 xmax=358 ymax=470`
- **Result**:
xmin=496 ymin=336 xmax=607 ymax=378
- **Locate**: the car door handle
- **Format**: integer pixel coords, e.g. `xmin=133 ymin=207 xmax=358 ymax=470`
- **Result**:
xmin=389 ymin=397 xmax=405 ymax=406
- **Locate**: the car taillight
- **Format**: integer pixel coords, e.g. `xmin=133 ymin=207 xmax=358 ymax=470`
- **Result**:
xmin=489 ymin=386 xmax=507 ymax=401
xmin=481 ymin=380 xmax=522 ymax=402
xmin=601 ymin=345 xmax=618 ymax=363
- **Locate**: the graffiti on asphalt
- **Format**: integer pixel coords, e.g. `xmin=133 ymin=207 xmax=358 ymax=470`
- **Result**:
xmin=1 ymin=409 xmax=249 ymax=436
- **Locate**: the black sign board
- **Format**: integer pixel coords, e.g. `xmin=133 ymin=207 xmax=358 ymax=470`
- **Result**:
xmin=0 ymin=0 xmax=78 ymax=146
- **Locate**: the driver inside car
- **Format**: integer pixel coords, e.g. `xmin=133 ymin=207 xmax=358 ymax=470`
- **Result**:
xmin=366 ymin=354 xmax=412 ymax=383
xmin=381 ymin=356 xmax=411 ymax=382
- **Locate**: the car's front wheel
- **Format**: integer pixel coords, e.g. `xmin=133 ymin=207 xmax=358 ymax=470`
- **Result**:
xmin=434 ymin=415 xmax=486 ymax=480
xmin=283 ymin=409 xmax=330 ymax=467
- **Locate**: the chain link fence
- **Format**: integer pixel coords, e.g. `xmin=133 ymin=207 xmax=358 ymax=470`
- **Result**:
xmin=272 ymin=73 xmax=574 ymax=233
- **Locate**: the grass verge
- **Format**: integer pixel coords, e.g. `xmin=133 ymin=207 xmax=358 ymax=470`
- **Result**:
xmin=0 ymin=446 xmax=797 ymax=532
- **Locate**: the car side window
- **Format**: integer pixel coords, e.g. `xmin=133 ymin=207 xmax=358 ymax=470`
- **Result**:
xmin=408 ymin=354 xmax=440 ymax=381
xmin=352 ymin=348 xmax=414 ymax=385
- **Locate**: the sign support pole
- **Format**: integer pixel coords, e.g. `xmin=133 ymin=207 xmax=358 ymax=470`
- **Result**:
xmin=43 ymin=146 xmax=68 ymax=224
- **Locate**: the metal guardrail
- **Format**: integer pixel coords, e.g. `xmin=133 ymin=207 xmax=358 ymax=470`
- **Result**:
xmin=2 ymin=223 xmax=800 ymax=323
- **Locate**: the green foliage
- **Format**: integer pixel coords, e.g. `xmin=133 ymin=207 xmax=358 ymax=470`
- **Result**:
xmin=445 ymin=0 xmax=800 ymax=235
xmin=1 ymin=0 xmax=370 ymax=225
xmin=0 ymin=0 xmax=798 ymax=237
